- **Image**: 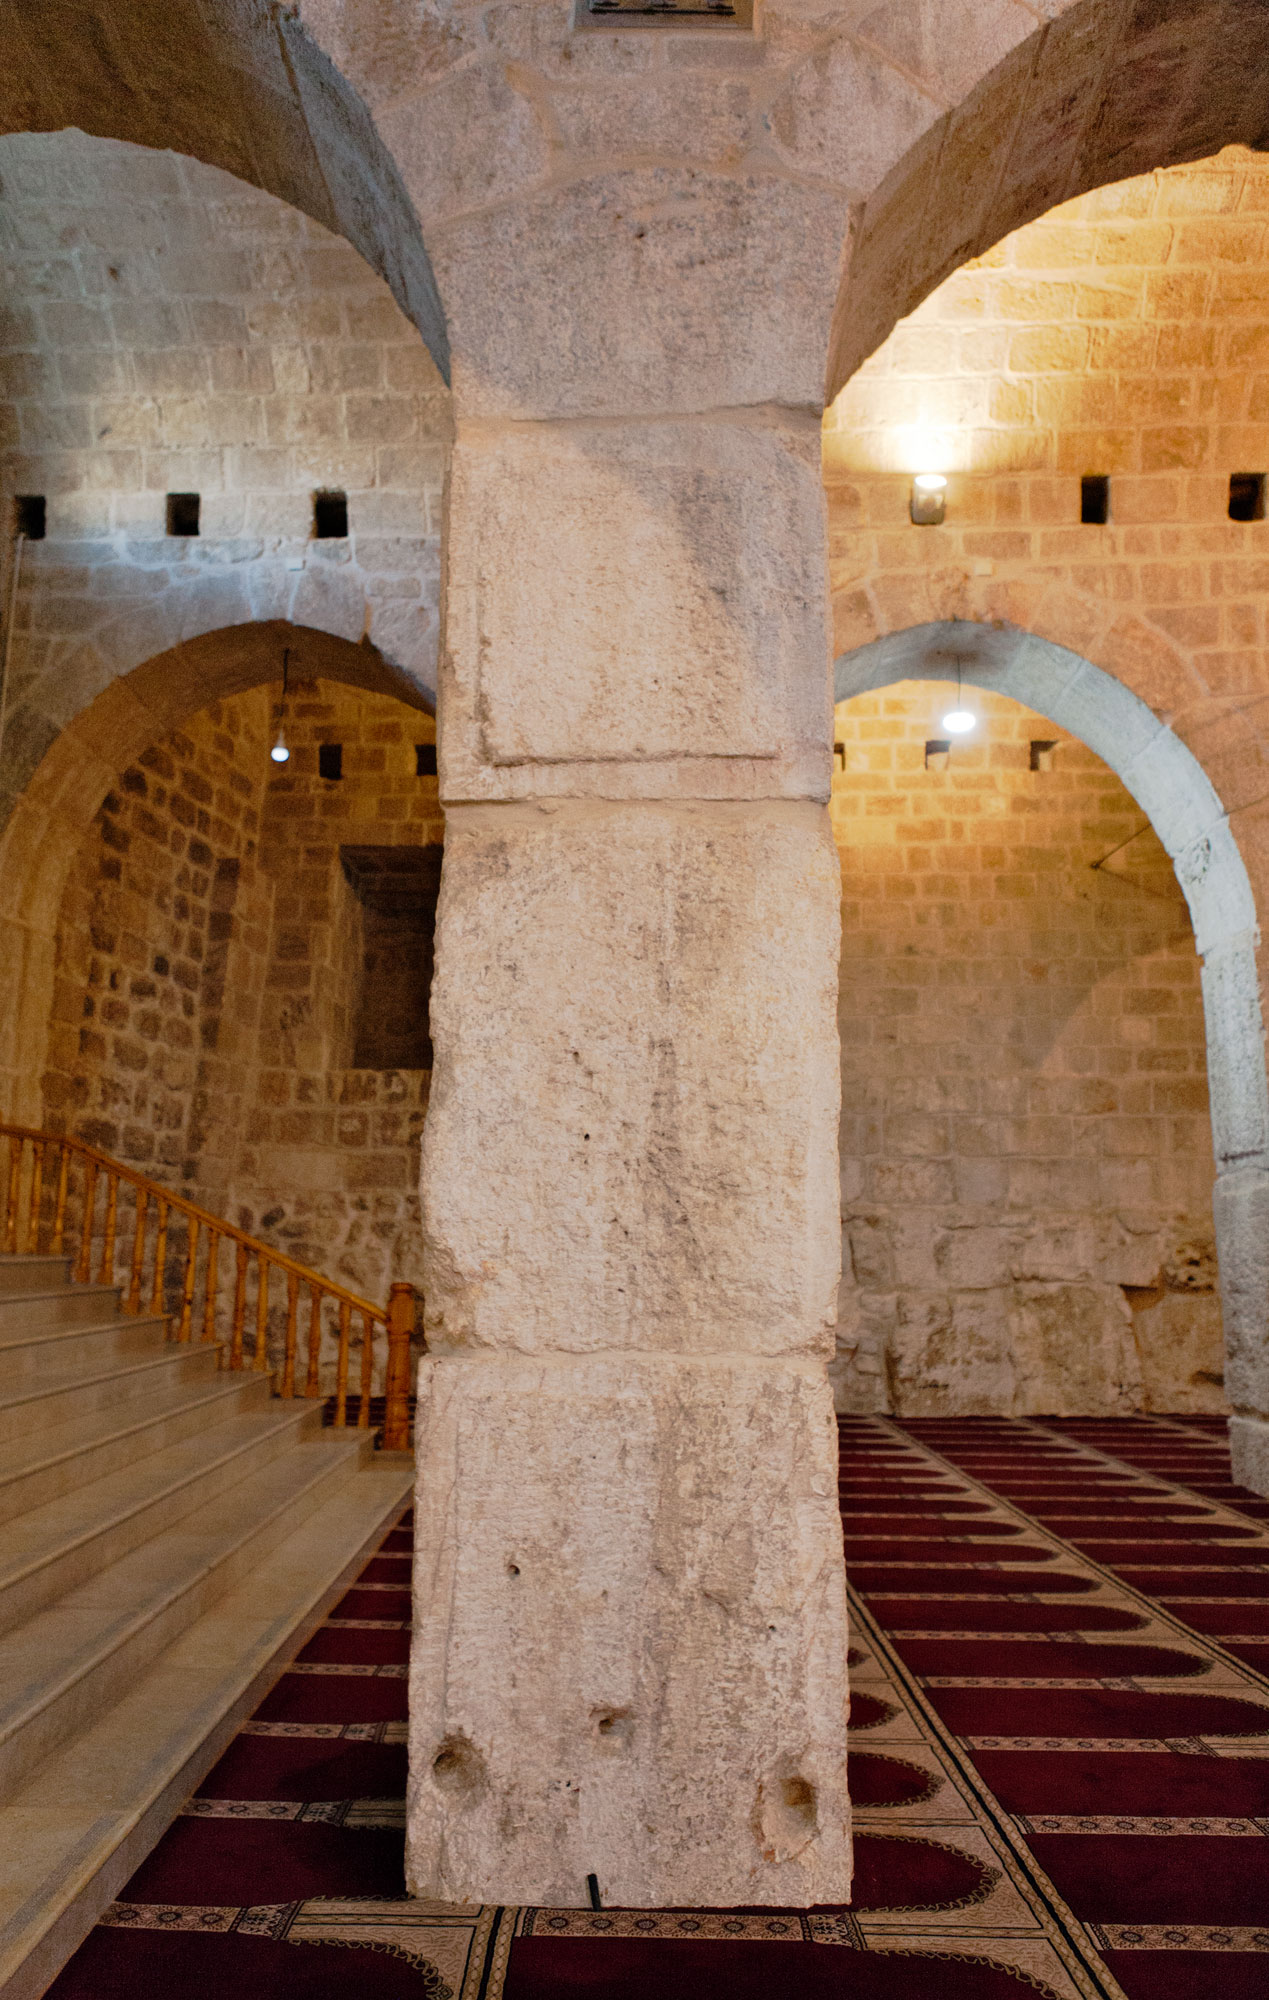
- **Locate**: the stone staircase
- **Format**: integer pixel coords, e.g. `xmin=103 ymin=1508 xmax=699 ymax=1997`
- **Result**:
xmin=0 ymin=1251 xmax=413 ymax=2000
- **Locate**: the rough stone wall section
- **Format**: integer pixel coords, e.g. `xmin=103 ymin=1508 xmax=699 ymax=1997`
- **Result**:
xmin=832 ymin=684 xmax=1222 ymax=1419
xmin=0 ymin=131 xmax=448 ymax=822
xmin=43 ymin=691 xmax=271 ymax=1192
xmin=230 ymin=678 xmax=441 ymax=1303
xmin=44 ymin=677 xmax=438 ymax=1313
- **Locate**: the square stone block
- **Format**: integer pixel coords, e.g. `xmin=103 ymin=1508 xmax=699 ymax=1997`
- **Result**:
xmin=421 ymin=798 xmax=841 ymax=1356
xmin=431 ymin=168 xmax=844 ymax=421
xmin=439 ymin=416 xmax=832 ymax=800
xmin=406 ymin=1350 xmax=851 ymax=1908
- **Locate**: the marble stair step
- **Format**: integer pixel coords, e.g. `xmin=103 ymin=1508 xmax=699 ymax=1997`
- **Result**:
xmin=0 ymin=1451 xmax=412 ymax=2000
xmin=0 ymin=1426 xmax=373 ymax=1798
xmin=0 ymin=1285 xmax=134 ymax=1343
xmin=0 ymin=1257 xmax=72 ymax=1296
xmin=0 ymin=1397 xmax=325 ymax=1635
xmin=0 ymin=1369 xmax=273 ymax=1527
xmin=0 ymin=1340 xmax=222 ymax=1448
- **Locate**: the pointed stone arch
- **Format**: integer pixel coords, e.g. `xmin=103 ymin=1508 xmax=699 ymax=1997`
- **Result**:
xmin=0 ymin=0 xmax=448 ymax=377
xmin=827 ymin=0 xmax=1269 ymax=403
xmin=0 ymin=619 xmax=432 ymax=1128
xmin=835 ymin=619 xmax=1269 ymax=1490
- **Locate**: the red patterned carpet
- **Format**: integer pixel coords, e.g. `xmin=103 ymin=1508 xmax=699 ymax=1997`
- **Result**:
xmin=44 ymin=1416 xmax=1269 ymax=1999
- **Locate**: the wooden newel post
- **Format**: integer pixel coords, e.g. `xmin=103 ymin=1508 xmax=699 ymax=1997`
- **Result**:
xmin=383 ymin=1282 xmax=416 ymax=1453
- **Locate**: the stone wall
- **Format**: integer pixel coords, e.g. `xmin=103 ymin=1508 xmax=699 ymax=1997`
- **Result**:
xmin=43 ymin=691 xmax=272 ymax=1195
xmin=232 ymin=678 xmax=442 ymax=1301
xmin=43 ymin=676 xmax=440 ymax=1310
xmin=825 ymin=148 xmax=1269 ymax=929
xmin=0 ymin=130 xmax=448 ymax=825
xmin=831 ymin=682 xmax=1222 ymax=1418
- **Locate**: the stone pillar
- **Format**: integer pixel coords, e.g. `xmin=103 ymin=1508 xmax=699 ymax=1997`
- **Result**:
xmin=405 ymin=398 xmax=851 ymax=1909
xmin=1205 ymin=933 xmax=1269 ymax=1492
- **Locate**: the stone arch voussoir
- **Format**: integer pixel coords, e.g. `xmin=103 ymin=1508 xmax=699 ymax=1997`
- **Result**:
xmin=827 ymin=0 xmax=1269 ymax=403
xmin=0 ymin=0 xmax=448 ymax=378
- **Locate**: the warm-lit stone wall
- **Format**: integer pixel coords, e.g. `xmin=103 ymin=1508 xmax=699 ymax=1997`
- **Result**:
xmin=831 ymin=683 xmax=1221 ymax=1418
xmin=44 ymin=691 xmax=272 ymax=1195
xmin=825 ymin=148 xmax=1269 ymax=906
xmin=43 ymin=678 xmax=439 ymax=1307
xmin=234 ymin=679 xmax=441 ymax=1300
xmin=0 ymin=131 xmax=448 ymax=822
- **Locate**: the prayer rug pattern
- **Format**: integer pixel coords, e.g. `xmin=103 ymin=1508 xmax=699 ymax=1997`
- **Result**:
xmin=45 ymin=1419 xmax=1269 ymax=1999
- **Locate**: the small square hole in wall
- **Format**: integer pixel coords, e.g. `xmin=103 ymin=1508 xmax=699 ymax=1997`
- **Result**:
xmin=166 ymin=492 xmax=200 ymax=537
xmin=833 ymin=741 xmax=846 ymax=773
xmin=415 ymin=743 xmax=437 ymax=777
xmin=1030 ymin=739 xmax=1059 ymax=772
xmin=314 ymin=489 xmax=348 ymax=539
xmin=1229 ymin=473 xmax=1266 ymax=522
xmin=925 ymin=739 xmax=951 ymax=771
xmin=318 ymin=743 xmax=343 ymax=781
xmin=1081 ymin=475 xmax=1110 ymax=525
xmin=14 ymin=495 xmax=45 ymax=539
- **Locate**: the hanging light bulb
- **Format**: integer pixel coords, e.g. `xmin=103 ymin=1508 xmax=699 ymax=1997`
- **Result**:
xmin=270 ymin=646 xmax=291 ymax=762
xmin=940 ymin=661 xmax=977 ymax=737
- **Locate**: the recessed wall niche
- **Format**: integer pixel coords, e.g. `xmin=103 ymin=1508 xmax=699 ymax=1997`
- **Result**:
xmin=341 ymin=845 xmax=442 ymax=1069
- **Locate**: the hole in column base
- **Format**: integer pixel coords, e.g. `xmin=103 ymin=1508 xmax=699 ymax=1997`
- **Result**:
xmin=593 ymin=1707 xmax=634 ymax=1746
xmin=431 ymin=1733 xmax=487 ymax=1799
xmin=753 ymin=1759 xmax=819 ymax=1863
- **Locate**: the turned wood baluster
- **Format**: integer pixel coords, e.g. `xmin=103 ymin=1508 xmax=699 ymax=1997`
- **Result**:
xmin=254 ymin=1256 xmax=270 ymax=1372
xmin=230 ymin=1242 xmax=248 ymax=1370
xmin=26 ymin=1140 xmax=45 ymax=1255
xmin=51 ymin=1145 xmax=70 ymax=1255
xmin=126 ymin=1189 xmax=148 ymax=1313
xmin=4 ymin=1136 xmax=21 ymax=1255
xmin=149 ymin=1198 xmax=169 ymax=1318
xmin=334 ymin=1300 xmax=351 ymax=1427
xmin=382 ymin=1283 xmax=415 ymax=1453
xmin=282 ymin=1270 xmax=299 ymax=1396
xmin=305 ymin=1286 xmax=322 ymax=1397
xmin=202 ymin=1231 xmax=219 ymax=1345
xmin=357 ymin=1309 xmax=374 ymax=1428
xmin=75 ymin=1159 xmax=98 ymax=1283
xmin=177 ymin=1216 xmax=200 ymax=1342
xmin=97 ymin=1173 xmax=119 ymax=1286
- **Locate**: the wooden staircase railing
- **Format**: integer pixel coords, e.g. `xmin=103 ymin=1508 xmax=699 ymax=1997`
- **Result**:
xmin=1 ymin=1124 xmax=416 ymax=1451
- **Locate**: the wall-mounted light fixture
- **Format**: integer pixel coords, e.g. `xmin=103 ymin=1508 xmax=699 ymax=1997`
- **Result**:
xmin=271 ymin=648 xmax=291 ymax=763
xmin=910 ymin=473 xmax=947 ymax=526
xmin=940 ymin=661 xmax=976 ymax=738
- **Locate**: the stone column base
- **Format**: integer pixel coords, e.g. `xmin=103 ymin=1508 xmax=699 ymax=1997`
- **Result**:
xmin=406 ymin=1350 xmax=851 ymax=1909
xmin=1229 ymin=1413 xmax=1269 ymax=1496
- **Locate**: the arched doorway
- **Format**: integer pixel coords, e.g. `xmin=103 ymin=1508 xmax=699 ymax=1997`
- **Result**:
xmin=836 ymin=620 xmax=1268 ymax=1486
xmin=0 ymin=620 xmax=432 ymax=1128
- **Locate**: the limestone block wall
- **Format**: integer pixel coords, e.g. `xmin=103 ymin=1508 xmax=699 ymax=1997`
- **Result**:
xmin=825 ymin=148 xmax=1269 ymax=974
xmin=831 ymin=683 xmax=1221 ymax=1419
xmin=0 ymin=130 xmax=448 ymax=825
xmin=43 ymin=692 xmax=273 ymax=1192
xmin=42 ymin=677 xmax=439 ymax=1308
xmin=232 ymin=679 xmax=442 ymax=1301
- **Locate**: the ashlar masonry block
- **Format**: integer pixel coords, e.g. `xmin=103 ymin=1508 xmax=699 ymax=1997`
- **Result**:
xmin=439 ymin=415 xmax=833 ymax=801
xmin=420 ymin=797 xmax=842 ymax=1359
xmin=406 ymin=1350 xmax=850 ymax=1908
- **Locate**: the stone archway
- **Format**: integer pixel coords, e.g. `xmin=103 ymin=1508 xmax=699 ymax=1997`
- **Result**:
xmin=0 ymin=619 xmax=432 ymax=1128
xmin=827 ymin=0 xmax=1269 ymax=403
xmin=0 ymin=0 xmax=448 ymax=376
xmin=836 ymin=619 xmax=1269 ymax=1491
